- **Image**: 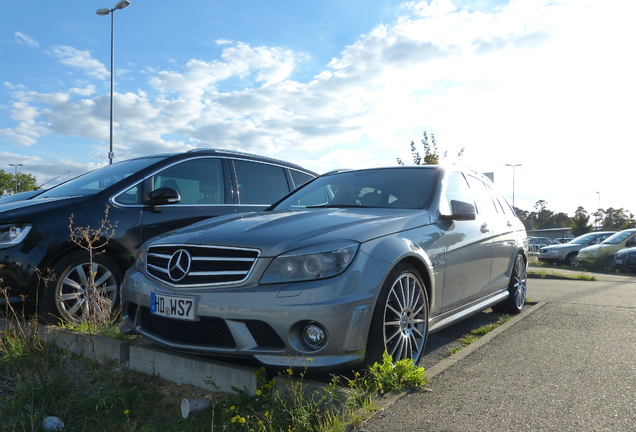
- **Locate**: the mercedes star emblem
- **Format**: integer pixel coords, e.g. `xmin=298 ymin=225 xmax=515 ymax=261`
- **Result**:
xmin=167 ymin=249 xmax=192 ymax=282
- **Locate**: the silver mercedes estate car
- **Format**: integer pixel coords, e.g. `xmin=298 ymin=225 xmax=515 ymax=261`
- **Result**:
xmin=120 ymin=165 xmax=527 ymax=369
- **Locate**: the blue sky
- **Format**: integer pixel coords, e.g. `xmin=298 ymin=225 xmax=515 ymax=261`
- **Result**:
xmin=1 ymin=0 xmax=635 ymax=216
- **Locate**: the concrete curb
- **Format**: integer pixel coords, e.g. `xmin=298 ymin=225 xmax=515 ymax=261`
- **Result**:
xmin=37 ymin=325 xmax=130 ymax=364
xmin=129 ymin=344 xmax=258 ymax=395
xmin=0 ymin=318 xmax=259 ymax=395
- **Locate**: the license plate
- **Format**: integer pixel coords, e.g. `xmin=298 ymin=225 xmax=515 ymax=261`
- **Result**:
xmin=150 ymin=292 xmax=196 ymax=321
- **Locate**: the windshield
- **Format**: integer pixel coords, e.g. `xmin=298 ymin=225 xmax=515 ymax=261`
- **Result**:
xmin=273 ymin=167 xmax=439 ymax=211
xmin=570 ymin=233 xmax=600 ymax=245
xmin=602 ymin=230 xmax=636 ymax=245
xmin=39 ymin=157 xmax=167 ymax=198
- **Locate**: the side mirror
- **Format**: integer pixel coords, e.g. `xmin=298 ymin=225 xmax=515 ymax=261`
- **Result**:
xmin=147 ymin=187 xmax=180 ymax=210
xmin=440 ymin=200 xmax=477 ymax=221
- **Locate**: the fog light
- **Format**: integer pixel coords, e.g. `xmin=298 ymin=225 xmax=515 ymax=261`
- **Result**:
xmin=303 ymin=322 xmax=327 ymax=349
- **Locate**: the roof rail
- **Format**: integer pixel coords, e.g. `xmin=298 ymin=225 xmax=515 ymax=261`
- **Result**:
xmin=186 ymin=148 xmax=312 ymax=172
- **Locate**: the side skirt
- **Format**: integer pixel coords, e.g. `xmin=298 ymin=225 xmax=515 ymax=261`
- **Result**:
xmin=428 ymin=289 xmax=509 ymax=334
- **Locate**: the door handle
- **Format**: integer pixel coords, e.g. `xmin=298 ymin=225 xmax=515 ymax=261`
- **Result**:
xmin=481 ymin=223 xmax=489 ymax=233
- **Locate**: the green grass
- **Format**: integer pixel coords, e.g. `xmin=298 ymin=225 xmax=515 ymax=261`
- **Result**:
xmin=445 ymin=315 xmax=513 ymax=357
xmin=57 ymin=320 xmax=140 ymax=342
xmin=0 ymin=315 xmax=429 ymax=432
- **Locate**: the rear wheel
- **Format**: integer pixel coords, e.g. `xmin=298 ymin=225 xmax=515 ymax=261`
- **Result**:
xmin=39 ymin=251 xmax=122 ymax=324
xmin=364 ymin=263 xmax=429 ymax=366
xmin=492 ymin=254 xmax=527 ymax=314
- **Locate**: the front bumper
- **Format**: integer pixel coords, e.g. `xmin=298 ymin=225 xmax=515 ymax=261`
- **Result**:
xmin=0 ymin=243 xmax=46 ymax=307
xmin=120 ymin=254 xmax=390 ymax=369
xmin=614 ymin=254 xmax=636 ymax=272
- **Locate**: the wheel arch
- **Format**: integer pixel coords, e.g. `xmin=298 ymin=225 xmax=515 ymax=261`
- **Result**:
xmin=362 ymin=233 xmax=440 ymax=310
xmin=37 ymin=236 xmax=133 ymax=281
xmin=396 ymin=255 xmax=434 ymax=309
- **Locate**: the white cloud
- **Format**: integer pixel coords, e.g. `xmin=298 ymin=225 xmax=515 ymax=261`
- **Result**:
xmin=50 ymin=46 xmax=109 ymax=80
xmin=3 ymin=0 xmax=636 ymax=214
xmin=14 ymin=31 xmax=39 ymax=48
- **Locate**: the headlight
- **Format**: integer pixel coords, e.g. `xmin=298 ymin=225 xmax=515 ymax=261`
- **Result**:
xmin=260 ymin=241 xmax=359 ymax=284
xmin=0 ymin=223 xmax=32 ymax=249
xmin=134 ymin=246 xmax=149 ymax=272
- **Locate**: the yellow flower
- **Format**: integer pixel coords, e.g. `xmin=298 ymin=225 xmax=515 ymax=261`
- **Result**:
xmin=124 ymin=409 xmax=130 ymax=415
xmin=231 ymin=415 xmax=246 ymax=423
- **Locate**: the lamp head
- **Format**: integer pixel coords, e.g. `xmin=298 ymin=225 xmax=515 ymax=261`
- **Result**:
xmin=114 ymin=0 xmax=131 ymax=10
xmin=96 ymin=8 xmax=111 ymax=15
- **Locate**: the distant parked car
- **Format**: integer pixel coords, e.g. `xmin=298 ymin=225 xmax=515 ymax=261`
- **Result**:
xmin=121 ymin=165 xmax=528 ymax=370
xmin=0 ymin=149 xmax=317 ymax=324
xmin=528 ymin=236 xmax=556 ymax=252
xmin=577 ymin=229 xmax=636 ymax=268
xmin=613 ymin=247 xmax=636 ymax=273
xmin=537 ymin=231 xmax=617 ymax=266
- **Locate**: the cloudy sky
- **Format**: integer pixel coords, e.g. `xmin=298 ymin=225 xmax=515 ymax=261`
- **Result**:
xmin=1 ymin=0 xmax=634 ymax=216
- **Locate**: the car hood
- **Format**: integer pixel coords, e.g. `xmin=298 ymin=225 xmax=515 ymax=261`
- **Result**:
xmin=578 ymin=244 xmax=601 ymax=254
xmin=149 ymin=208 xmax=432 ymax=257
xmin=616 ymin=246 xmax=636 ymax=256
xmin=0 ymin=195 xmax=90 ymax=220
xmin=541 ymin=243 xmax=576 ymax=252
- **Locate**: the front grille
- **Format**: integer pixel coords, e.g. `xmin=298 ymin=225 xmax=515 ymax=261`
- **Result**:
xmin=139 ymin=307 xmax=236 ymax=347
xmin=147 ymin=244 xmax=259 ymax=287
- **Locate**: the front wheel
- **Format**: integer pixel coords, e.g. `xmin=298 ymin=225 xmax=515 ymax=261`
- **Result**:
xmin=364 ymin=263 xmax=429 ymax=367
xmin=39 ymin=251 xmax=123 ymax=324
xmin=565 ymin=252 xmax=578 ymax=266
xmin=492 ymin=254 xmax=527 ymax=314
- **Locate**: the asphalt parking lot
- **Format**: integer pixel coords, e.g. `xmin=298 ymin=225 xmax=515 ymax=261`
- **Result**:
xmin=358 ymin=271 xmax=636 ymax=432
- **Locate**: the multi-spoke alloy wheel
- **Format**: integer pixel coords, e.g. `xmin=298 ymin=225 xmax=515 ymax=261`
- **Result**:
xmin=41 ymin=251 xmax=122 ymax=324
xmin=493 ymin=253 xmax=527 ymax=314
xmin=365 ymin=263 xmax=429 ymax=366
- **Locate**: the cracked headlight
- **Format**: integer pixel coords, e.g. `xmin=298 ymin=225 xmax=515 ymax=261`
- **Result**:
xmin=260 ymin=241 xmax=359 ymax=284
xmin=0 ymin=223 xmax=32 ymax=249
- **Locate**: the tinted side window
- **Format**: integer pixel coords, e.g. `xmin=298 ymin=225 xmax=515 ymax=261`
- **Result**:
xmin=290 ymin=170 xmax=314 ymax=188
xmin=466 ymin=175 xmax=499 ymax=216
xmin=443 ymin=172 xmax=474 ymax=214
xmin=234 ymin=160 xmax=290 ymax=204
xmin=116 ymin=185 xmax=141 ymax=205
xmin=152 ymin=158 xmax=225 ymax=205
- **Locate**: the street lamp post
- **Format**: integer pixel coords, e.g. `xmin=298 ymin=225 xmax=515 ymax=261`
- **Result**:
xmin=506 ymin=163 xmax=522 ymax=208
xmin=96 ymin=0 xmax=131 ymax=165
xmin=8 ymin=163 xmax=24 ymax=194
xmin=596 ymin=191 xmax=601 ymax=229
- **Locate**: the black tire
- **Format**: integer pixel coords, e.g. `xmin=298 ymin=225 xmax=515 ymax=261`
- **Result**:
xmin=492 ymin=254 xmax=527 ymax=314
xmin=39 ymin=251 xmax=123 ymax=324
xmin=364 ymin=263 xmax=429 ymax=367
xmin=565 ymin=252 xmax=578 ymax=266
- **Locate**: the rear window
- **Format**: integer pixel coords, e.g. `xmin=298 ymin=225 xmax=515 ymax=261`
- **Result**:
xmin=234 ymin=160 xmax=290 ymax=204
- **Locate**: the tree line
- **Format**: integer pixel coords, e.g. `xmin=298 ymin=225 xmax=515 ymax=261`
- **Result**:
xmin=514 ymin=202 xmax=636 ymax=236
xmin=0 ymin=169 xmax=38 ymax=196
xmin=398 ymin=132 xmax=635 ymax=236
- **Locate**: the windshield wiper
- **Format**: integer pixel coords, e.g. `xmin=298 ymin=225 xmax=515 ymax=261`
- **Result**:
xmin=305 ymin=204 xmax=364 ymax=209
